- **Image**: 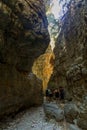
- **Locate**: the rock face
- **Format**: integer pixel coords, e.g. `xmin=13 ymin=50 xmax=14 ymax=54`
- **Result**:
xmin=0 ymin=0 xmax=49 ymax=72
xmin=0 ymin=0 xmax=49 ymax=117
xmin=32 ymin=45 xmax=54 ymax=93
xmin=48 ymin=0 xmax=87 ymax=129
xmin=0 ymin=70 xmax=43 ymax=117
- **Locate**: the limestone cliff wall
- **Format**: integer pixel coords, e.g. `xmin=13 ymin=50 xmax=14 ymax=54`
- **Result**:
xmin=53 ymin=0 xmax=87 ymax=101
xmin=32 ymin=45 xmax=54 ymax=93
xmin=0 ymin=0 xmax=49 ymax=117
xmin=0 ymin=0 xmax=49 ymax=72
xmin=48 ymin=1 xmax=87 ymax=129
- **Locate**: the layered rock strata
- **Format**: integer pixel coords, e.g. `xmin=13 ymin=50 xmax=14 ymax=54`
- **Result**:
xmin=0 ymin=0 xmax=49 ymax=117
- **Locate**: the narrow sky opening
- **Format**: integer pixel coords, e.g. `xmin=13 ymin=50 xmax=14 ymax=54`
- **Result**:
xmin=51 ymin=0 xmax=61 ymax=19
xmin=51 ymin=0 xmax=70 ymax=19
xmin=46 ymin=0 xmax=71 ymax=50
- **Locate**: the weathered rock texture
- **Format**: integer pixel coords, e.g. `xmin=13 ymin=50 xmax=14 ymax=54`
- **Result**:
xmin=48 ymin=0 xmax=87 ymax=129
xmin=0 ymin=0 xmax=49 ymax=117
xmin=43 ymin=102 xmax=64 ymax=121
xmin=32 ymin=45 xmax=54 ymax=93
xmin=64 ymin=102 xmax=79 ymax=123
xmin=0 ymin=0 xmax=49 ymax=72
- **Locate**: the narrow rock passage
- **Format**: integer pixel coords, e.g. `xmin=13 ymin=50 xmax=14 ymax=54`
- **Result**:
xmin=0 ymin=106 xmax=67 ymax=130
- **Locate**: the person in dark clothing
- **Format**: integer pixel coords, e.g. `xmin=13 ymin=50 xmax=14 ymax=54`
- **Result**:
xmin=45 ymin=89 xmax=50 ymax=102
xmin=49 ymin=90 xmax=53 ymax=101
xmin=46 ymin=89 xmax=49 ymax=97
xmin=45 ymin=89 xmax=53 ymax=102
xmin=59 ymin=87 xmax=65 ymax=102
xmin=54 ymin=89 xmax=60 ymax=103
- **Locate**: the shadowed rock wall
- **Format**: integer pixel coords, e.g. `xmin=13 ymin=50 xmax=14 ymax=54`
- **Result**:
xmin=0 ymin=0 xmax=49 ymax=117
xmin=0 ymin=0 xmax=49 ymax=72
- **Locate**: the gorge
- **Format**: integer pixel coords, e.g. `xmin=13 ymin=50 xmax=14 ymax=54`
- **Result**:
xmin=0 ymin=0 xmax=87 ymax=130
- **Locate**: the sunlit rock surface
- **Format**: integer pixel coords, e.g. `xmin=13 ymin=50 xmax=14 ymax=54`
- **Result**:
xmin=48 ymin=0 xmax=87 ymax=129
xmin=32 ymin=45 xmax=54 ymax=93
xmin=32 ymin=0 xmax=61 ymax=93
xmin=0 ymin=0 xmax=49 ymax=117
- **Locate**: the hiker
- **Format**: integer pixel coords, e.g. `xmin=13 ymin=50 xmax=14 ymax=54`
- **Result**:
xmin=45 ymin=89 xmax=51 ymax=102
xmin=59 ymin=86 xmax=65 ymax=102
xmin=54 ymin=89 xmax=60 ymax=103
xmin=49 ymin=89 xmax=53 ymax=102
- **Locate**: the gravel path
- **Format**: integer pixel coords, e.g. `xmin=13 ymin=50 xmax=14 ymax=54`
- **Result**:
xmin=0 ymin=106 xmax=67 ymax=130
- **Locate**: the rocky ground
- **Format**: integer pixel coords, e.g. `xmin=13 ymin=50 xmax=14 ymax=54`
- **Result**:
xmin=0 ymin=99 xmax=82 ymax=130
xmin=0 ymin=106 xmax=66 ymax=130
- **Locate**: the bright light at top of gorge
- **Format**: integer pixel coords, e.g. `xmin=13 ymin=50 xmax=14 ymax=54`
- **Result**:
xmin=45 ymin=0 xmax=71 ymax=50
xmin=51 ymin=0 xmax=70 ymax=19
xmin=51 ymin=0 xmax=61 ymax=19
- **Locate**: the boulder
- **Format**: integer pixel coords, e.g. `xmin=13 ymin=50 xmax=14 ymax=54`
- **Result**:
xmin=64 ymin=102 xmax=79 ymax=123
xmin=68 ymin=124 xmax=82 ymax=130
xmin=77 ymin=118 xmax=87 ymax=130
xmin=77 ymin=96 xmax=87 ymax=130
xmin=0 ymin=71 xmax=43 ymax=117
xmin=43 ymin=102 xmax=64 ymax=121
